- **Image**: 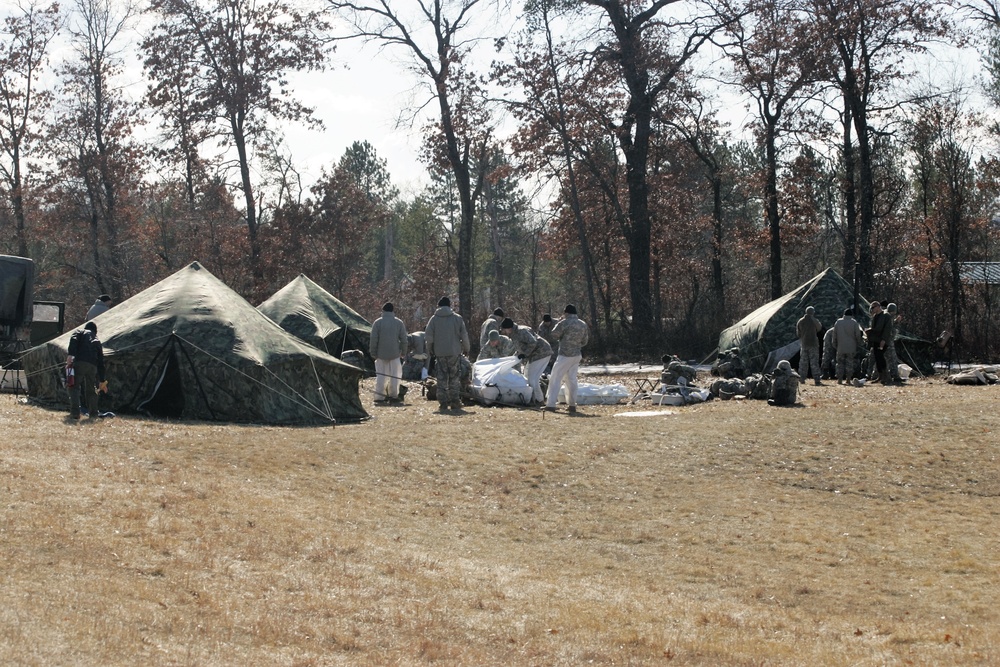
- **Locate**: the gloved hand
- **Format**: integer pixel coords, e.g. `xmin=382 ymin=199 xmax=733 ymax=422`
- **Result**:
xmin=99 ymin=381 xmax=109 ymax=394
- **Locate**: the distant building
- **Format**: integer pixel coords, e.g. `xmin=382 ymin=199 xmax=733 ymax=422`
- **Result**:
xmin=959 ymin=262 xmax=1000 ymax=285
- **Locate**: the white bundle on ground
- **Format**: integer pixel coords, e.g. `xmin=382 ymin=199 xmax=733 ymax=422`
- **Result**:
xmin=471 ymin=357 xmax=533 ymax=406
xmin=558 ymin=382 xmax=630 ymax=405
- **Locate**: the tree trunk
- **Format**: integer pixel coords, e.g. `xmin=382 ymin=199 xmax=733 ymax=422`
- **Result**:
xmin=484 ymin=177 xmax=505 ymax=305
xmin=231 ymin=113 xmax=261 ymax=281
xmin=765 ymin=125 xmax=782 ymax=299
xmin=12 ymin=148 xmax=28 ymax=258
xmin=851 ymin=99 xmax=875 ymax=295
xmin=710 ymin=173 xmax=726 ymax=322
xmin=840 ymin=101 xmax=857 ymax=277
xmin=540 ymin=9 xmax=601 ymax=344
xmin=620 ymin=95 xmax=655 ymax=337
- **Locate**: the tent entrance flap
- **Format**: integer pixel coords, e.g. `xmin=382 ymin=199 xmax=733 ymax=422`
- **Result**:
xmin=137 ymin=347 xmax=185 ymax=418
xmin=133 ymin=334 xmax=215 ymax=419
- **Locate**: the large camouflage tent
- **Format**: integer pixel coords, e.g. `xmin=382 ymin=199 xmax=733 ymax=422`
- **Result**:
xmin=717 ymin=268 xmax=936 ymax=376
xmin=21 ymin=262 xmax=368 ymax=424
xmin=257 ymin=274 xmax=373 ymax=373
xmin=718 ymin=269 xmax=871 ymax=373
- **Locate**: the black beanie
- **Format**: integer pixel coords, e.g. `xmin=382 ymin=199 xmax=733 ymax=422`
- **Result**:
xmin=493 ymin=307 xmax=505 ymax=317
xmin=85 ymin=322 xmax=97 ymax=333
xmin=382 ymin=302 xmax=393 ymax=312
xmin=564 ymin=304 xmax=577 ymax=315
xmin=438 ymin=296 xmax=450 ymax=307
xmin=500 ymin=317 xmax=515 ymax=330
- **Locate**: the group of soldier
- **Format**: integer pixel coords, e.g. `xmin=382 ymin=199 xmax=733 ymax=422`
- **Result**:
xmin=371 ymin=298 xmax=590 ymax=413
xmin=789 ymin=301 xmax=903 ymax=400
xmin=800 ymin=302 xmax=903 ymax=386
xmin=711 ymin=300 xmax=905 ymax=406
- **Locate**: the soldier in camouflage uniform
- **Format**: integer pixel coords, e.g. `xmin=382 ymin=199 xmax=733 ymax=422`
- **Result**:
xmin=369 ymin=302 xmax=408 ymax=403
xmin=477 ymin=329 xmax=516 ymax=360
xmin=796 ymin=306 xmax=823 ymax=385
xmin=867 ymin=301 xmax=892 ymax=385
xmin=538 ymin=313 xmax=558 ymax=372
xmin=544 ymin=304 xmax=590 ymax=413
xmin=425 ymin=296 xmax=471 ymax=410
xmin=768 ymin=359 xmax=800 ymax=406
xmin=712 ymin=347 xmax=746 ymax=379
xmin=402 ymin=331 xmax=429 ymax=381
xmin=832 ymin=307 xmax=865 ymax=384
xmin=479 ymin=307 xmax=505 ymax=347
xmin=500 ymin=316 xmax=552 ymax=405
xmin=821 ymin=327 xmax=836 ymax=380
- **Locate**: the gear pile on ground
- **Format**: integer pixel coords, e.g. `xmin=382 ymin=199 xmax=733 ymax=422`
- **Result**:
xmin=946 ymin=365 xmax=1000 ymax=385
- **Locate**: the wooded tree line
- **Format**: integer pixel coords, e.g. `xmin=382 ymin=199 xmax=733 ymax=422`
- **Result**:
xmin=4 ymin=0 xmax=1000 ymax=360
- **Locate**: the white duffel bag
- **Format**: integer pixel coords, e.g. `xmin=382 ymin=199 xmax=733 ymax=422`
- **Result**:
xmin=471 ymin=357 xmax=533 ymax=406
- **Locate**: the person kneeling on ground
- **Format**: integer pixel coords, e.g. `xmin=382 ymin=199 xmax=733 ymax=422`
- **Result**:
xmin=768 ymin=359 xmax=800 ymax=406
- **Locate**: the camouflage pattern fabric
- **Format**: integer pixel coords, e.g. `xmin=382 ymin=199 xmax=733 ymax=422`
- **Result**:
xmin=480 ymin=315 xmax=502 ymax=347
xmin=22 ymin=262 xmax=368 ymax=424
xmin=718 ymin=269 xmax=871 ymax=374
xmin=744 ymin=374 xmax=772 ymax=400
xmin=836 ymin=352 xmax=857 ymax=383
xmin=258 ymin=273 xmax=373 ymax=372
xmin=435 ymin=354 xmax=463 ymax=407
xmin=885 ymin=340 xmax=900 ymax=380
xmin=769 ymin=368 xmax=800 ymax=406
xmin=799 ymin=346 xmax=821 ymax=382
xmin=551 ymin=314 xmax=588 ymax=357
xmin=477 ymin=334 xmax=516 ymax=360
xmin=821 ymin=328 xmax=836 ymax=378
xmin=508 ymin=325 xmax=552 ymax=363
xmin=712 ymin=348 xmax=746 ymax=379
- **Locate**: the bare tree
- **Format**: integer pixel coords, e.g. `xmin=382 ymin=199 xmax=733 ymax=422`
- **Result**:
xmin=722 ymin=0 xmax=823 ymax=299
xmin=328 ymin=0 xmax=497 ymax=325
xmin=52 ymin=0 xmax=141 ymax=298
xmin=0 ymin=1 xmax=61 ymax=257
xmin=143 ymin=0 xmax=331 ymax=286
xmin=500 ymin=0 xmax=604 ymax=342
xmin=568 ymin=0 xmax=730 ymax=337
xmin=808 ymin=0 xmax=951 ymax=294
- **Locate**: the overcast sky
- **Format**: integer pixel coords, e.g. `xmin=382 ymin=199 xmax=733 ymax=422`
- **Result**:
xmin=283 ymin=44 xmax=434 ymax=193
xmin=16 ymin=2 xmax=990 ymax=202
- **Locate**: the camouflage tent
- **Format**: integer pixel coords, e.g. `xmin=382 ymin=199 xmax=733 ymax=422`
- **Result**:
xmin=891 ymin=332 xmax=936 ymax=378
xmin=21 ymin=262 xmax=368 ymax=424
xmin=718 ymin=269 xmax=872 ymax=373
xmin=258 ymin=274 xmax=373 ymax=373
xmin=717 ymin=268 xmax=936 ymax=376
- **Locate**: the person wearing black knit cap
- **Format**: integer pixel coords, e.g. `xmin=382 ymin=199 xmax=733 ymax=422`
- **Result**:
xmin=545 ymin=304 xmax=589 ymax=413
xmin=67 ymin=321 xmax=107 ymax=419
xmin=425 ymin=296 xmax=470 ymax=410
xmin=499 ymin=316 xmax=552 ymax=406
xmin=85 ymin=293 xmax=112 ymax=320
xmin=369 ymin=302 xmax=408 ymax=404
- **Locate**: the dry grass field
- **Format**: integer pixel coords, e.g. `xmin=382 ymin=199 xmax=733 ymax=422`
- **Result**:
xmin=2 ymin=372 xmax=999 ymax=666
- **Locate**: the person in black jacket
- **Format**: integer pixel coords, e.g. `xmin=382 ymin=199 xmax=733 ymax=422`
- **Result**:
xmin=67 ymin=321 xmax=106 ymax=419
xmin=867 ymin=301 xmax=892 ymax=385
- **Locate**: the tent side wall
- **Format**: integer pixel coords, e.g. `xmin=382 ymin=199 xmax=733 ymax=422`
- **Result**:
xmin=22 ymin=336 xmax=369 ymax=424
xmin=21 ymin=342 xmax=67 ymax=406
